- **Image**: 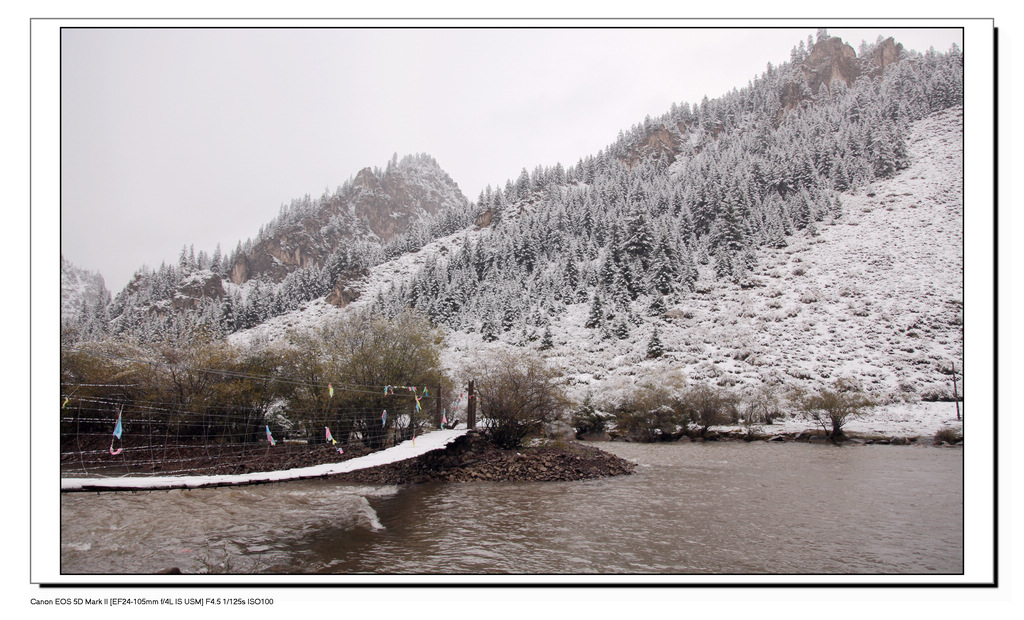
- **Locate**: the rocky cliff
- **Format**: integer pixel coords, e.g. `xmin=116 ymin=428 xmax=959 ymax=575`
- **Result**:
xmin=231 ymin=153 xmax=468 ymax=285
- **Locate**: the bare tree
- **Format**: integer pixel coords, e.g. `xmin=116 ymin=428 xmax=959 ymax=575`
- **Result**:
xmin=683 ymin=382 xmax=738 ymax=438
xmin=799 ymin=380 xmax=875 ymax=440
xmin=474 ymin=350 xmax=568 ymax=449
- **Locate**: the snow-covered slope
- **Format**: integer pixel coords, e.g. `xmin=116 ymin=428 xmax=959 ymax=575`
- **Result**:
xmin=435 ymin=107 xmax=964 ymax=404
xmin=229 ymin=107 xmax=964 ymax=435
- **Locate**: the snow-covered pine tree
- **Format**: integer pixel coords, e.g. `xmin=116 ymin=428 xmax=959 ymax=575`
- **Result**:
xmin=646 ymin=327 xmax=665 ymax=359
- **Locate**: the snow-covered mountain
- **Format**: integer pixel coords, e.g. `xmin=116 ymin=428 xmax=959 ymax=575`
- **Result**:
xmin=78 ymin=31 xmax=963 ymax=417
xmin=61 ymin=254 xmax=110 ymax=327
xmin=230 ymin=104 xmax=964 ymax=409
xmin=100 ymin=153 xmax=474 ymax=341
xmin=228 ymin=153 xmax=470 ymax=285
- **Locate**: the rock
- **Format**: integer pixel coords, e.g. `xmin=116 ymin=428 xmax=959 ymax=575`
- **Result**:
xmin=544 ymin=419 xmax=576 ymax=442
xmin=676 ymin=435 xmax=692 ymax=443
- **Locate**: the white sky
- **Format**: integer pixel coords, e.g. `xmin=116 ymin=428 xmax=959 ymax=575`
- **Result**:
xmin=59 ymin=25 xmax=963 ymax=292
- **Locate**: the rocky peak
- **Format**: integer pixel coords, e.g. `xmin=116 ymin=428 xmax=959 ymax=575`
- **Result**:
xmin=353 ymin=166 xmax=380 ymax=191
xmin=864 ymin=37 xmax=904 ymax=74
xmin=781 ymin=35 xmax=904 ymax=112
xmin=230 ymin=153 xmax=467 ymax=286
xmin=800 ymin=36 xmax=860 ymax=94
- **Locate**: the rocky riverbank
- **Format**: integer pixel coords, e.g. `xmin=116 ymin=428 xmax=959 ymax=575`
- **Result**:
xmin=330 ymin=430 xmax=636 ymax=484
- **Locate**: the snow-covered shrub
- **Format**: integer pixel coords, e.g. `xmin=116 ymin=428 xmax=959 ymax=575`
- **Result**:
xmin=571 ymin=401 xmax=610 ymax=437
xmin=613 ymin=377 xmax=688 ymax=442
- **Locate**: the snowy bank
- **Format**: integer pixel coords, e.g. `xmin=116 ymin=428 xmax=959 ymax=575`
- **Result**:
xmin=61 ymin=429 xmax=469 ymax=492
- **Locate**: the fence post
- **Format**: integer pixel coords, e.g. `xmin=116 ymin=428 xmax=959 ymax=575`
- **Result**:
xmin=467 ymin=380 xmax=476 ymax=429
xmin=435 ymin=384 xmax=442 ymax=429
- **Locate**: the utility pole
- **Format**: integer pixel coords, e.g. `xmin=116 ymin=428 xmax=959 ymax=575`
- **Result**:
xmin=467 ymin=380 xmax=476 ymax=429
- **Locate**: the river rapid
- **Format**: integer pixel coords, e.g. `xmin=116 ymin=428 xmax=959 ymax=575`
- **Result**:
xmin=60 ymin=441 xmax=962 ymax=575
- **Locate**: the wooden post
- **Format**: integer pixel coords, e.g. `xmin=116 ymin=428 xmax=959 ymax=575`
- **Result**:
xmin=467 ymin=380 xmax=476 ymax=429
xmin=951 ymin=363 xmax=960 ymax=421
xmin=435 ymin=384 xmax=442 ymax=430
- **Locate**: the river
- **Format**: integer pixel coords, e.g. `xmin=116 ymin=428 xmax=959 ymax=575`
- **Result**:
xmin=60 ymin=441 xmax=962 ymax=575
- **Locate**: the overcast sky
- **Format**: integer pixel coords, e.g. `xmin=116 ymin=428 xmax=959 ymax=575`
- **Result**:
xmin=59 ymin=26 xmax=964 ymax=293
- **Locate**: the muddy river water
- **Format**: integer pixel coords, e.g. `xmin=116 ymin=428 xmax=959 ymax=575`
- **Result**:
xmin=60 ymin=441 xmax=962 ymax=575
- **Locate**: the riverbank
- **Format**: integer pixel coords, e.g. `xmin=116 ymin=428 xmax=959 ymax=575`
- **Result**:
xmin=330 ymin=431 xmax=636 ymax=484
xmin=594 ymin=399 xmax=965 ymax=445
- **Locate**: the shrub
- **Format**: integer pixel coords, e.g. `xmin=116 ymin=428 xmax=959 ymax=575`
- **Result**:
xmin=743 ymin=384 xmax=784 ymax=424
xmin=613 ymin=378 xmax=687 ymax=442
xmin=614 ymin=405 xmax=684 ymax=442
xmin=475 ymin=350 xmax=568 ymax=450
xmin=571 ymin=401 xmax=609 ymax=437
xmin=284 ymin=310 xmax=448 ymax=449
xmin=933 ymin=427 xmax=963 ymax=444
xmin=681 ymin=382 xmax=738 ymax=437
xmin=798 ymin=379 xmax=875 ymax=439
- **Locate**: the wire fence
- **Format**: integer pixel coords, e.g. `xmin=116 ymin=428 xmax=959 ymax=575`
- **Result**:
xmin=60 ymin=386 xmax=464 ymax=479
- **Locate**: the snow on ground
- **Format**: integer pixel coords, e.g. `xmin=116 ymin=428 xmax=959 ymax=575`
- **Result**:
xmin=227 ymin=224 xmax=495 ymax=349
xmin=729 ymin=400 xmax=963 ymax=438
xmin=439 ymin=107 xmax=965 ymax=438
xmin=61 ymin=428 xmax=469 ymax=492
xmin=227 ymin=108 xmax=964 ymax=440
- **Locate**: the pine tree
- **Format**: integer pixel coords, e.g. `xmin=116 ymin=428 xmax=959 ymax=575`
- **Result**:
xmin=539 ymin=326 xmax=554 ymax=350
xmin=585 ymin=293 xmax=604 ymax=329
xmin=623 ymin=210 xmax=655 ymax=268
xmin=647 ymin=295 xmax=667 ymax=316
xmin=646 ymin=328 xmax=665 ymax=359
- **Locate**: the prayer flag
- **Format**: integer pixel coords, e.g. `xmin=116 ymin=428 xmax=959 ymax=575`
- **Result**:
xmin=441 ymin=410 xmax=447 ymax=428
xmin=328 ymin=383 xmax=334 ymax=398
xmin=62 ymin=397 xmax=69 ymax=409
xmin=113 ymin=413 xmax=123 ymax=439
xmin=326 ymin=426 xmax=336 ymax=444
xmin=382 ymin=410 xmax=387 ymax=427
xmin=266 ymin=425 xmax=276 ymax=446
xmin=109 ymin=441 xmax=122 ymax=456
